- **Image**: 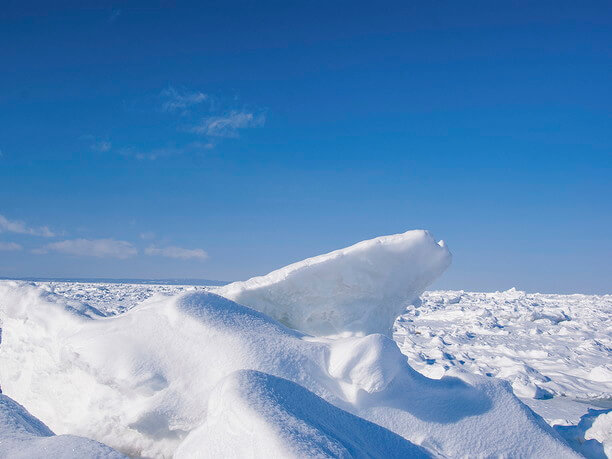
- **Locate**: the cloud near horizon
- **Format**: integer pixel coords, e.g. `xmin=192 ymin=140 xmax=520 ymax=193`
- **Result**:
xmin=139 ymin=231 xmax=156 ymax=240
xmin=0 ymin=242 xmax=22 ymax=251
xmin=34 ymin=238 xmax=137 ymax=259
xmin=0 ymin=214 xmax=55 ymax=237
xmin=145 ymin=245 xmax=208 ymax=260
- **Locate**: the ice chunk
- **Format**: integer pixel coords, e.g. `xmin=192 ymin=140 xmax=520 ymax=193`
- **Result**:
xmin=175 ymin=370 xmax=431 ymax=458
xmin=216 ymin=230 xmax=451 ymax=336
xmin=328 ymin=333 xmax=410 ymax=399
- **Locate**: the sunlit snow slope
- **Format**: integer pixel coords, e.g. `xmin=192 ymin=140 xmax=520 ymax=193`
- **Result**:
xmin=217 ymin=230 xmax=451 ymax=336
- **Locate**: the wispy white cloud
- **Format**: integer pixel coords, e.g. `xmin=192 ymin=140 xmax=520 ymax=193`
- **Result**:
xmin=91 ymin=140 xmax=112 ymax=152
xmin=109 ymin=9 xmax=121 ymax=22
xmin=119 ymin=141 xmax=213 ymax=161
xmin=35 ymin=238 xmax=137 ymax=259
xmin=119 ymin=145 xmax=183 ymax=161
xmin=188 ymin=141 xmax=216 ymax=150
xmin=139 ymin=231 xmax=156 ymax=240
xmin=161 ymin=87 xmax=208 ymax=113
xmin=0 ymin=242 xmax=22 ymax=251
xmin=145 ymin=245 xmax=208 ymax=260
xmin=91 ymin=88 xmax=264 ymax=161
xmin=0 ymin=214 xmax=55 ymax=237
xmin=81 ymin=135 xmax=112 ymax=153
xmin=192 ymin=110 xmax=266 ymax=138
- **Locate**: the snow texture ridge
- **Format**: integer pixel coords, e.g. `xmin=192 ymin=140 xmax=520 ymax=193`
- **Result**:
xmin=216 ymin=230 xmax=451 ymax=336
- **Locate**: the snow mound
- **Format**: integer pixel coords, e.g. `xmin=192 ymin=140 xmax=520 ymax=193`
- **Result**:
xmin=216 ymin=230 xmax=451 ymax=336
xmin=0 ymin=393 xmax=124 ymax=459
xmin=0 ymin=282 xmax=329 ymax=457
xmin=175 ymin=370 xmax=430 ymax=458
xmin=0 ymin=280 xmax=579 ymax=457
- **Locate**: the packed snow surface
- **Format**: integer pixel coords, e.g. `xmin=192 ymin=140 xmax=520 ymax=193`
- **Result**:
xmin=0 ymin=230 xmax=608 ymax=457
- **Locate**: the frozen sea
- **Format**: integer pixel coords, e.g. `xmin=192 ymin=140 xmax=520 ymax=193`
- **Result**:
xmin=0 ymin=231 xmax=609 ymax=457
xmin=25 ymin=279 xmax=612 ymax=424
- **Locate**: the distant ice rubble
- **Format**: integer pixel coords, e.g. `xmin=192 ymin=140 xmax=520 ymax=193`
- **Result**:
xmin=394 ymin=289 xmax=612 ymax=404
xmin=0 ymin=230 xmax=585 ymax=457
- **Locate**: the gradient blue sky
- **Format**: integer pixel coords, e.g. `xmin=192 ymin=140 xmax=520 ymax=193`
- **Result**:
xmin=1 ymin=1 xmax=610 ymax=293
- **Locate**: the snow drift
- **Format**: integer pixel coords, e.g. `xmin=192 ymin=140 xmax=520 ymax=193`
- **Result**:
xmin=175 ymin=370 xmax=430 ymax=458
xmin=556 ymin=409 xmax=612 ymax=459
xmin=0 ymin=278 xmax=578 ymax=457
xmin=217 ymin=230 xmax=451 ymax=336
xmin=0 ymin=393 xmax=125 ymax=458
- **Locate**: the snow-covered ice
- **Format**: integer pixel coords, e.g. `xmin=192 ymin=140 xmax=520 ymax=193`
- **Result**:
xmin=0 ymin=284 xmax=578 ymax=457
xmin=217 ymin=230 xmax=451 ymax=336
xmin=394 ymin=289 xmax=612 ymax=405
xmin=0 ymin=230 xmax=609 ymax=458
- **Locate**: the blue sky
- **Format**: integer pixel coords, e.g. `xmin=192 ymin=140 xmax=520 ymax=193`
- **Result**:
xmin=1 ymin=1 xmax=610 ymax=293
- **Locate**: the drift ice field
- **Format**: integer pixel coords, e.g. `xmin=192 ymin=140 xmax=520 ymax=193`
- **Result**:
xmin=0 ymin=230 xmax=610 ymax=458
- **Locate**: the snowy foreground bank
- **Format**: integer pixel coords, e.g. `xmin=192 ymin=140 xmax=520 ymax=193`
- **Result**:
xmin=0 ymin=231 xmax=610 ymax=458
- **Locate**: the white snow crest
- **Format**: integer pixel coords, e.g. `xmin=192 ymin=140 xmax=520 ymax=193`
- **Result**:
xmin=216 ymin=230 xmax=451 ymax=336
